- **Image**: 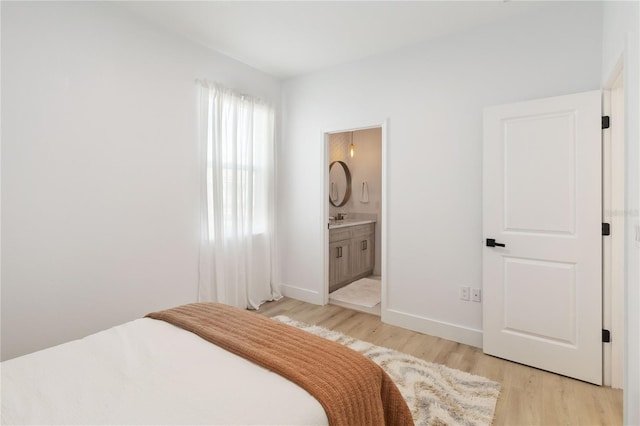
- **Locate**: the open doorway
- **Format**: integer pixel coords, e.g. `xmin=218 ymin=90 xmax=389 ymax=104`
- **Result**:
xmin=324 ymin=126 xmax=384 ymax=315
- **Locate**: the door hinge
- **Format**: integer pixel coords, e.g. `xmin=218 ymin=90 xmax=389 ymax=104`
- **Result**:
xmin=602 ymin=223 xmax=611 ymax=236
xmin=602 ymin=116 xmax=610 ymax=129
xmin=603 ymin=329 xmax=611 ymax=343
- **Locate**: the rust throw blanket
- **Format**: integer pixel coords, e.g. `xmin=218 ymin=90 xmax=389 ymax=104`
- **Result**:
xmin=147 ymin=303 xmax=413 ymax=426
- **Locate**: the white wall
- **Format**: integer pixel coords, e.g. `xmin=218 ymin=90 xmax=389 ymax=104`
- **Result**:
xmin=1 ymin=2 xmax=280 ymax=361
xmin=602 ymin=2 xmax=640 ymax=424
xmin=277 ymin=2 xmax=603 ymax=346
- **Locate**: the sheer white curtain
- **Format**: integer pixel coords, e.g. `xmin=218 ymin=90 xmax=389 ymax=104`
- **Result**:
xmin=197 ymin=81 xmax=280 ymax=309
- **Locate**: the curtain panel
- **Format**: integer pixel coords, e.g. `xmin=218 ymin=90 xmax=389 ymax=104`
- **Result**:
xmin=197 ymin=81 xmax=280 ymax=309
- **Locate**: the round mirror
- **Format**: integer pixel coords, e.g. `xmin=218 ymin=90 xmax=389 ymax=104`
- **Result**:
xmin=329 ymin=161 xmax=352 ymax=207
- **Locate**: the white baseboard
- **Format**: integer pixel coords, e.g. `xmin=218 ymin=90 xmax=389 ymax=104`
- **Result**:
xmin=383 ymin=308 xmax=483 ymax=348
xmin=280 ymin=285 xmax=483 ymax=347
xmin=279 ymin=283 xmax=324 ymax=305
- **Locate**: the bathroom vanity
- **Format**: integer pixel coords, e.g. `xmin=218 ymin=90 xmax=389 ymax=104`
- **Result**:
xmin=328 ymin=220 xmax=375 ymax=292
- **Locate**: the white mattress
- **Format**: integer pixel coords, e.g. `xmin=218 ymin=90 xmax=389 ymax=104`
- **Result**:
xmin=1 ymin=317 xmax=328 ymax=425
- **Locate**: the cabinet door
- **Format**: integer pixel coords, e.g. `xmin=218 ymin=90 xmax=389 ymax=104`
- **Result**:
xmin=352 ymin=234 xmax=374 ymax=276
xmin=329 ymin=240 xmax=351 ymax=292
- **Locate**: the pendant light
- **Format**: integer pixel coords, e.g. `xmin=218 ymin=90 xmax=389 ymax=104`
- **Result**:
xmin=349 ymin=131 xmax=355 ymax=158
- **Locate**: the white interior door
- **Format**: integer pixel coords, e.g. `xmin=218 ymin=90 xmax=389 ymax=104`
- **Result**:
xmin=482 ymin=91 xmax=602 ymax=385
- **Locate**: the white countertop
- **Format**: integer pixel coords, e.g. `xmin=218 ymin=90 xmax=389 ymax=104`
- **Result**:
xmin=329 ymin=219 xmax=376 ymax=229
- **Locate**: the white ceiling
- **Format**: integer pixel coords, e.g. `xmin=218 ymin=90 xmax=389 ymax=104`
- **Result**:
xmin=121 ymin=1 xmax=550 ymax=79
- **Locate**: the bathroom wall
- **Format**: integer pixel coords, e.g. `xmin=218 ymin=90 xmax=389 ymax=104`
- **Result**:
xmin=329 ymin=128 xmax=382 ymax=275
xmin=328 ymin=132 xmax=349 ymax=217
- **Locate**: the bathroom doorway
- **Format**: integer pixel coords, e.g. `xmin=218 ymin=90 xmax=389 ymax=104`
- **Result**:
xmin=323 ymin=124 xmax=386 ymax=316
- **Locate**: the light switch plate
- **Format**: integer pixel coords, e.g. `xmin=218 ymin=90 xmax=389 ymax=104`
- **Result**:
xmin=460 ymin=286 xmax=470 ymax=301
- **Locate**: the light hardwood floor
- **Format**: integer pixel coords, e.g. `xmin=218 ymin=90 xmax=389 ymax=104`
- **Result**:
xmin=257 ymin=297 xmax=623 ymax=426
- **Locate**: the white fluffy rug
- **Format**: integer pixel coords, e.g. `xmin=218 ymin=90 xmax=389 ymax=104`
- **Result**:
xmin=329 ymin=277 xmax=381 ymax=307
xmin=274 ymin=316 xmax=501 ymax=426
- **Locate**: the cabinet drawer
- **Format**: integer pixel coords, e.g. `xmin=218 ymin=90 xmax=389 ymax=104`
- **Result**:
xmin=329 ymin=228 xmax=351 ymax=242
xmin=350 ymin=223 xmax=375 ymax=238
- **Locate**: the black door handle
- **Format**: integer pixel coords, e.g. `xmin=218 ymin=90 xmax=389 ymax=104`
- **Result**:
xmin=486 ymin=238 xmax=506 ymax=248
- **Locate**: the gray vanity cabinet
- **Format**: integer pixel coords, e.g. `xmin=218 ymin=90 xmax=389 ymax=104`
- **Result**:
xmin=329 ymin=223 xmax=375 ymax=292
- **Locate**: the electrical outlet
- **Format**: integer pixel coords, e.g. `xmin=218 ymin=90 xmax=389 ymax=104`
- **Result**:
xmin=460 ymin=286 xmax=470 ymax=301
xmin=471 ymin=288 xmax=482 ymax=302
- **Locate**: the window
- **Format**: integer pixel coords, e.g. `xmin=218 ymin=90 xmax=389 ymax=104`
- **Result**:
xmin=201 ymin=83 xmax=274 ymax=242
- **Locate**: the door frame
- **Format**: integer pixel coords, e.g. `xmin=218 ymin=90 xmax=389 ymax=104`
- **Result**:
xmin=603 ymin=56 xmax=625 ymax=389
xmin=321 ymin=119 xmax=389 ymax=309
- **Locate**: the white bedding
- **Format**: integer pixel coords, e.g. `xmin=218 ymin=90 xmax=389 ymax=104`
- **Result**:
xmin=1 ymin=317 xmax=328 ymax=425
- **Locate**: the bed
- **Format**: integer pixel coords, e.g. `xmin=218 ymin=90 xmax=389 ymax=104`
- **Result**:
xmin=1 ymin=303 xmax=412 ymax=425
